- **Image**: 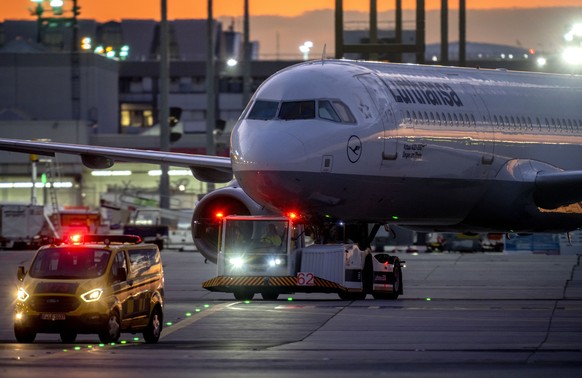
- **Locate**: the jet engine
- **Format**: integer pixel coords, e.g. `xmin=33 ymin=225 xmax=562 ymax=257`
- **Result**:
xmin=191 ymin=181 xmax=271 ymax=263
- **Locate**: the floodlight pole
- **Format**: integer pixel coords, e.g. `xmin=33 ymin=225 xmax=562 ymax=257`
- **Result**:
xmin=206 ymin=0 xmax=216 ymax=192
xmin=242 ymin=0 xmax=251 ymax=107
xmin=159 ymin=0 xmax=171 ymax=210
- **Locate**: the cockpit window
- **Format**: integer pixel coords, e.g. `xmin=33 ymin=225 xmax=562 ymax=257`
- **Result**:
xmin=279 ymin=101 xmax=315 ymax=120
xmin=248 ymin=100 xmax=279 ymax=120
xmin=318 ymin=100 xmax=342 ymax=122
xmin=332 ymin=101 xmax=356 ymax=123
xmin=246 ymin=98 xmax=356 ymax=124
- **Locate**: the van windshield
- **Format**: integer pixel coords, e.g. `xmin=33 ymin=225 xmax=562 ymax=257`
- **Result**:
xmin=29 ymin=248 xmax=111 ymax=279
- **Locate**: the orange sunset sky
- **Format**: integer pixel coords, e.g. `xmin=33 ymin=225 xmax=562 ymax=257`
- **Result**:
xmin=2 ymin=1 xmax=581 ymax=21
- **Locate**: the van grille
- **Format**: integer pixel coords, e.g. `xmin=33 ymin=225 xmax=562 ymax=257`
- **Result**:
xmin=29 ymin=296 xmax=80 ymax=312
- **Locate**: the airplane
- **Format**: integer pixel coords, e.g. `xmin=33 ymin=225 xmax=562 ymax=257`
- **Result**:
xmin=1 ymin=59 xmax=581 ymax=263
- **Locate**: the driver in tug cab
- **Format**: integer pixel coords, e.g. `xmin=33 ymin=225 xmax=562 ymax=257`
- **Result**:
xmin=261 ymin=223 xmax=282 ymax=246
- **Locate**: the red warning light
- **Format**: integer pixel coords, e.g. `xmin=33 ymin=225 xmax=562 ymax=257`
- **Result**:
xmin=215 ymin=211 xmax=224 ymax=219
xmin=287 ymin=212 xmax=299 ymax=220
xmin=69 ymin=234 xmax=83 ymax=244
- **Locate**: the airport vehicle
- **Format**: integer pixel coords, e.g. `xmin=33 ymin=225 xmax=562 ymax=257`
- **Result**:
xmin=0 ymin=203 xmax=45 ymax=249
xmin=14 ymin=234 xmax=165 ymax=344
xmin=202 ymin=215 xmax=403 ymax=300
xmin=54 ymin=207 xmax=104 ymax=239
xmin=0 ymin=59 xmax=581 ymax=271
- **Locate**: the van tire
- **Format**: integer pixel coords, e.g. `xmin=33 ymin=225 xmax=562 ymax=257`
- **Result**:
xmin=143 ymin=306 xmax=163 ymax=343
xmin=99 ymin=310 xmax=121 ymax=343
xmin=14 ymin=323 xmax=36 ymax=343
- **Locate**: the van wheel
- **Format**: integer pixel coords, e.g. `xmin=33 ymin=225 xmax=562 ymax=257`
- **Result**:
xmin=14 ymin=323 xmax=36 ymax=343
xmin=143 ymin=307 xmax=163 ymax=343
xmin=60 ymin=331 xmax=77 ymax=343
xmin=99 ymin=310 xmax=121 ymax=343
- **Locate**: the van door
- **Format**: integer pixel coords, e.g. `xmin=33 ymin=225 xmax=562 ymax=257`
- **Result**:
xmin=127 ymin=248 xmax=157 ymax=326
xmin=109 ymin=250 xmax=134 ymax=325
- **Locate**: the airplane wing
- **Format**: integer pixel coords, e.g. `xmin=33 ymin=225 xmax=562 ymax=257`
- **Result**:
xmin=0 ymin=138 xmax=233 ymax=183
xmin=535 ymin=170 xmax=582 ymax=209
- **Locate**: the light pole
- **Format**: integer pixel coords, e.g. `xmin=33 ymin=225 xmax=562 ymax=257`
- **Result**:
xmin=29 ymin=0 xmax=80 ymax=44
xmin=159 ymin=0 xmax=171 ymax=211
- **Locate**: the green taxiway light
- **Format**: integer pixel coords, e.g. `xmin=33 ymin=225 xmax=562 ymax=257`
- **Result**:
xmin=166 ymin=322 xmax=173 ymax=326
xmin=133 ymin=337 xmax=140 ymax=341
xmin=186 ymin=312 xmax=192 ymax=317
xmin=195 ymin=308 xmax=201 ymax=312
xmin=287 ymin=297 xmax=293 ymax=301
xmin=392 ymin=215 xmax=399 ymax=220
xmin=204 ymin=304 xmax=210 ymax=308
xmin=98 ymin=343 xmax=105 ymax=347
xmin=74 ymin=346 xmax=81 ymax=351
xmin=244 ymin=300 xmax=251 ymax=304
xmin=426 ymin=298 xmax=432 ymax=301
xmin=121 ymin=340 xmax=127 ymax=344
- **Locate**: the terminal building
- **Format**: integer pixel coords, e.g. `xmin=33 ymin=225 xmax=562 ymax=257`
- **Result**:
xmin=0 ymin=19 xmax=298 ymax=211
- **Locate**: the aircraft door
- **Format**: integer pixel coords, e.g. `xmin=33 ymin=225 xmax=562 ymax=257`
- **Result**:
xmin=355 ymin=74 xmax=398 ymax=162
xmin=469 ymin=85 xmax=495 ymax=178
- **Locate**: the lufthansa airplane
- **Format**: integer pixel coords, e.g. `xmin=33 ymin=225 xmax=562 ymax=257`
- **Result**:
xmin=1 ymin=59 xmax=581 ymax=262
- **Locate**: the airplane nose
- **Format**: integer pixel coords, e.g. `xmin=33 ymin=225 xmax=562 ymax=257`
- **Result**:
xmin=231 ymin=122 xmax=306 ymax=172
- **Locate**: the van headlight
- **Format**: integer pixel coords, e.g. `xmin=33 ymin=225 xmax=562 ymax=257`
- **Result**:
xmin=17 ymin=287 xmax=30 ymax=302
xmin=81 ymin=288 xmax=103 ymax=303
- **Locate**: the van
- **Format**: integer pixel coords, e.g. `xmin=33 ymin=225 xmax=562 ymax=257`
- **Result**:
xmin=14 ymin=234 xmax=165 ymax=344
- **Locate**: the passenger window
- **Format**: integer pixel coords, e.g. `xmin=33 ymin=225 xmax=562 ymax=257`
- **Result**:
xmin=435 ymin=112 xmax=441 ymax=125
xmin=247 ymin=100 xmax=279 ymax=120
xmin=110 ymin=252 xmax=127 ymax=283
xmin=128 ymin=248 xmax=159 ymax=276
xmin=318 ymin=100 xmax=341 ymax=122
xmin=279 ymin=101 xmax=315 ymax=120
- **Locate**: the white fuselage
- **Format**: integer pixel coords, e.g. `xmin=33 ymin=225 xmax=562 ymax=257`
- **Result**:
xmin=231 ymin=60 xmax=582 ymax=232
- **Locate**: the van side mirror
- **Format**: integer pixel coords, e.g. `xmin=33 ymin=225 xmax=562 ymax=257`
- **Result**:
xmin=116 ymin=267 xmax=127 ymax=282
xmin=17 ymin=266 xmax=26 ymax=281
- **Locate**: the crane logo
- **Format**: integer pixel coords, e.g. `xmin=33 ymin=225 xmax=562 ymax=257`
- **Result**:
xmin=347 ymin=135 xmax=362 ymax=163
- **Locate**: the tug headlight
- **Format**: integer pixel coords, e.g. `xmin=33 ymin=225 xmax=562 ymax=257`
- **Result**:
xmin=268 ymin=257 xmax=283 ymax=267
xmin=229 ymin=257 xmax=245 ymax=269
